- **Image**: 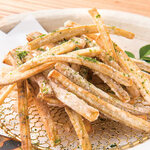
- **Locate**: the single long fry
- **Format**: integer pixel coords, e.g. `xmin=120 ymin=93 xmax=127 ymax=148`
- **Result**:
xmin=50 ymin=79 xmax=99 ymax=122
xmin=34 ymin=98 xmax=60 ymax=146
xmin=64 ymin=20 xmax=135 ymax=39
xmin=17 ymin=81 xmax=32 ymax=150
xmin=88 ymin=8 xmax=115 ymax=56
xmin=132 ymin=58 xmax=150 ymax=73
xmin=28 ymin=82 xmax=60 ymax=146
xmin=0 ymin=55 xmax=132 ymax=86
xmin=96 ymin=72 xmax=130 ymax=102
xmin=65 ymin=107 xmax=91 ymax=150
xmin=107 ymin=25 xmax=135 ymax=39
xmin=54 ymin=63 xmax=150 ymax=115
xmin=28 ymin=25 xmax=97 ymax=50
xmin=0 ymin=83 xmax=16 ymax=105
xmin=48 ymin=70 xmax=150 ymax=132
xmin=88 ymin=8 xmax=121 ymax=70
xmin=0 ymin=62 xmax=55 ymax=86
xmin=50 ymin=37 xmax=86 ymax=55
xmin=16 ymin=55 xmax=132 ymax=86
xmin=114 ymin=43 xmax=150 ymax=104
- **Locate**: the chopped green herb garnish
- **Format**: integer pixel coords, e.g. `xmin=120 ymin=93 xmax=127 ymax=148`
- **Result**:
xmin=75 ymin=47 xmax=80 ymax=50
xmin=37 ymin=48 xmax=45 ymax=51
xmin=38 ymin=34 xmax=46 ymax=38
xmin=112 ymin=26 xmax=116 ymax=30
xmin=26 ymin=115 xmax=29 ymax=119
xmin=80 ymin=67 xmax=88 ymax=75
xmin=110 ymin=143 xmax=117 ymax=148
xmin=96 ymin=14 xmax=101 ymax=18
xmin=71 ymin=38 xmax=75 ymax=42
xmin=113 ymin=42 xmax=118 ymax=52
xmin=109 ymin=56 xmax=113 ymax=61
xmin=43 ymin=80 xmax=47 ymax=84
xmin=17 ymin=60 xmax=22 ymax=65
xmin=78 ymin=55 xmax=98 ymax=63
xmin=113 ymin=43 xmax=117 ymax=47
xmin=130 ymin=68 xmax=133 ymax=71
xmin=74 ymin=72 xmax=78 ymax=75
xmin=89 ymin=49 xmax=92 ymax=52
xmin=123 ymin=73 xmax=126 ymax=76
xmin=106 ymin=52 xmax=109 ymax=56
xmin=85 ymin=37 xmax=89 ymax=41
xmin=16 ymin=51 xmax=28 ymax=60
xmin=54 ymin=139 xmax=61 ymax=144
xmin=59 ymin=38 xmax=68 ymax=44
xmin=42 ymin=87 xmax=48 ymax=94
xmin=75 ymin=41 xmax=79 ymax=44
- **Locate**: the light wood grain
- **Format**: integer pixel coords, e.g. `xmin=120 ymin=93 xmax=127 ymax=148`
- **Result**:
xmin=0 ymin=0 xmax=150 ymax=19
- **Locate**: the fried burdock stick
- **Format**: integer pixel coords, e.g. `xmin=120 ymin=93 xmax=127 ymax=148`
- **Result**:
xmin=17 ymin=81 xmax=32 ymax=150
xmin=65 ymin=107 xmax=92 ymax=150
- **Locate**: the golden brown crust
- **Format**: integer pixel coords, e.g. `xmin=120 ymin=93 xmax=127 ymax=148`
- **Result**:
xmin=34 ymin=98 xmax=60 ymax=146
xmin=65 ymin=107 xmax=92 ymax=150
xmin=17 ymin=81 xmax=32 ymax=150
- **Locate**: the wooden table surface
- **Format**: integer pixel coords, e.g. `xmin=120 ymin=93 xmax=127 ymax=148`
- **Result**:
xmin=0 ymin=0 xmax=150 ymax=19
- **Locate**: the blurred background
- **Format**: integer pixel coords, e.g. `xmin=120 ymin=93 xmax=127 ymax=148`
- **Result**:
xmin=0 ymin=0 xmax=150 ymax=18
